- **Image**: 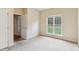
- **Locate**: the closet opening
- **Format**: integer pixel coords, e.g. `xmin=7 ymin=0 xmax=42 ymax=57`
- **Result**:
xmin=14 ymin=14 xmax=24 ymax=42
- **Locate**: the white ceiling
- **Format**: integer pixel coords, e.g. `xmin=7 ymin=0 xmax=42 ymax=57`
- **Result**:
xmin=35 ymin=8 xmax=49 ymax=11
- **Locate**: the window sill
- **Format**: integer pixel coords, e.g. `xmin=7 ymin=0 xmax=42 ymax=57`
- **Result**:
xmin=47 ymin=33 xmax=63 ymax=36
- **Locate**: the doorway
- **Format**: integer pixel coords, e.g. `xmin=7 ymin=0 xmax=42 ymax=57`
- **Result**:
xmin=14 ymin=14 xmax=23 ymax=42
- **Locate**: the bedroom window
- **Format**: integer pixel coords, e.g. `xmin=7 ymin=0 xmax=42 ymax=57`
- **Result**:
xmin=46 ymin=15 xmax=63 ymax=36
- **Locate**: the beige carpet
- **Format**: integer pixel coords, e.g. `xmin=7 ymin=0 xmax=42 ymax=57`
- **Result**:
xmin=8 ymin=36 xmax=79 ymax=51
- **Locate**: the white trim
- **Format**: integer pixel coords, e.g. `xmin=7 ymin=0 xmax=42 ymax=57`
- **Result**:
xmin=47 ymin=33 xmax=63 ymax=36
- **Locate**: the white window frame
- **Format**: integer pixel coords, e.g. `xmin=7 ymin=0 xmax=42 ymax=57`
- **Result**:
xmin=46 ymin=15 xmax=63 ymax=36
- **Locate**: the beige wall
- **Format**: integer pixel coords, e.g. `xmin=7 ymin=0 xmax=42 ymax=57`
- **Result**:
xmin=26 ymin=8 xmax=40 ymax=39
xmin=8 ymin=8 xmax=14 ymax=47
xmin=14 ymin=8 xmax=24 ymax=15
xmin=78 ymin=9 xmax=79 ymax=45
xmin=40 ymin=8 xmax=78 ymax=43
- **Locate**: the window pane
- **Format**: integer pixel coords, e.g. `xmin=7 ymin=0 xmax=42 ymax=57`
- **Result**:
xmin=55 ymin=16 xmax=61 ymax=34
xmin=48 ymin=18 xmax=53 ymax=25
xmin=48 ymin=17 xmax=53 ymax=33
xmin=55 ymin=16 xmax=61 ymax=25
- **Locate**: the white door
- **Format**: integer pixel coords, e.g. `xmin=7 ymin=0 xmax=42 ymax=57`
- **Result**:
xmin=0 ymin=9 xmax=8 ymax=49
xmin=0 ymin=8 xmax=14 ymax=49
xmin=21 ymin=15 xmax=27 ymax=39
